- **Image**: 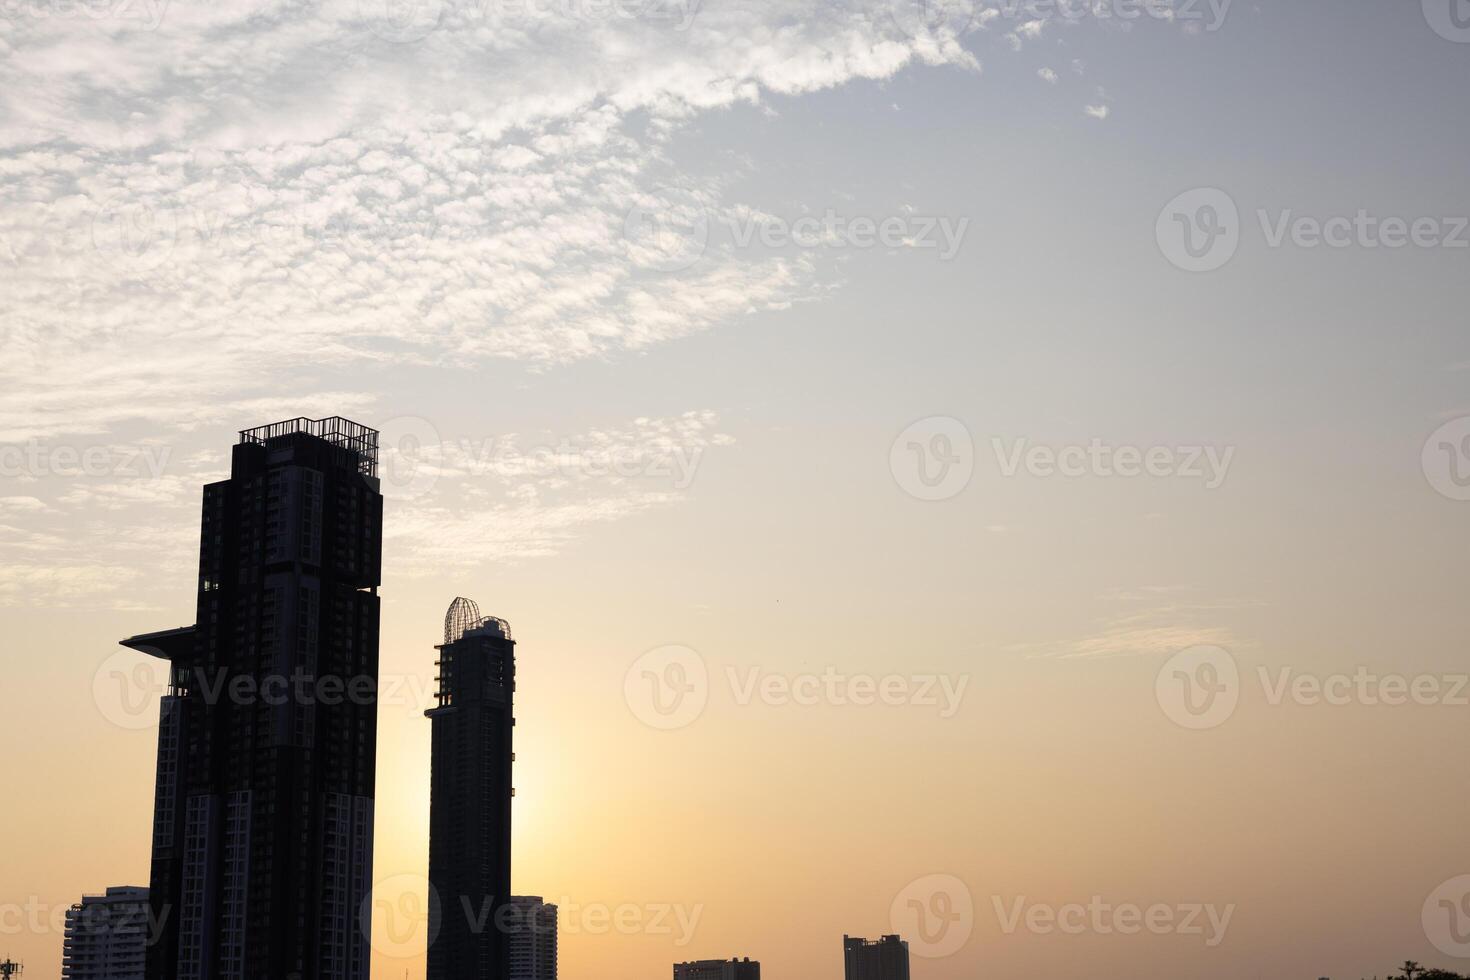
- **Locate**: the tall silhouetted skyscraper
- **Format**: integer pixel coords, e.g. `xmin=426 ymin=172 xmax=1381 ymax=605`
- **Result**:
xmin=426 ymin=597 xmax=517 ymax=980
xmin=507 ymin=896 xmax=557 ymax=980
xmin=121 ymin=417 xmax=383 ymax=980
xmin=843 ymin=935 xmax=910 ymax=980
xmin=62 ymin=886 xmax=149 ymax=980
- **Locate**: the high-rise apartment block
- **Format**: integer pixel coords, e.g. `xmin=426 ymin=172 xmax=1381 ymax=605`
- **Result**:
xmin=426 ymin=597 xmax=518 ymax=980
xmin=121 ymin=417 xmax=383 ymax=980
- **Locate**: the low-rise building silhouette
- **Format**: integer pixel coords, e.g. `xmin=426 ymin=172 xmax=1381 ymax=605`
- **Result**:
xmin=507 ymin=896 xmax=557 ymax=980
xmin=843 ymin=935 xmax=910 ymax=980
xmin=61 ymin=886 xmax=149 ymax=980
xmin=674 ymin=958 xmax=760 ymax=980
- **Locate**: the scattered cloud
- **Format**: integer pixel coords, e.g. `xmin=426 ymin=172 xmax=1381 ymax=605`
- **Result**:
xmin=1015 ymin=587 xmax=1260 ymax=660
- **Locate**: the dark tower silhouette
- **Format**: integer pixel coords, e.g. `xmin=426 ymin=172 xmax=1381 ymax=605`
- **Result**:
xmin=121 ymin=417 xmax=383 ymax=980
xmin=426 ymin=597 xmax=517 ymax=980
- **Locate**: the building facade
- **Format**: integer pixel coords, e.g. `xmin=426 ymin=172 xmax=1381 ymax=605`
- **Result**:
xmin=673 ymin=958 xmax=761 ymax=980
xmin=426 ymin=597 xmax=518 ymax=980
xmin=843 ymin=935 xmax=910 ymax=980
xmin=507 ymin=896 xmax=557 ymax=980
xmin=61 ymin=886 xmax=149 ymax=980
xmin=121 ymin=417 xmax=383 ymax=980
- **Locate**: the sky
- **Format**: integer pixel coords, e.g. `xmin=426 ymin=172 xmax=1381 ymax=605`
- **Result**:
xmin=3 ymin=0 xmax=1470 ymax=977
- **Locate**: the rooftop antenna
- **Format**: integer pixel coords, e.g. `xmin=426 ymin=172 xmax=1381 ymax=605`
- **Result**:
xmin=0 ymin=959 xmax=23 ymax=980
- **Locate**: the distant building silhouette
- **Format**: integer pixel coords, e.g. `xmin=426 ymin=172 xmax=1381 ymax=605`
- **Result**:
xmin=507 ymin=896 xmax=557 ymax=980
xmin=61 ymin=886 xmax=149 ymax=980
xmin=843 ymin=935 xmax=910 ymax=980
xmin=121 ymin=417 xmax=383 ymax=980
xmin=426 ymin=597 xmax=518 ymax=980
xmin=673 ymin=958 xmax=760 ymax=980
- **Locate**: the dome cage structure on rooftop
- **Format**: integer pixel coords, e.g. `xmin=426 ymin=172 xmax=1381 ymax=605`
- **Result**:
xmin=443 ymin=597 xmax=513 ymax=645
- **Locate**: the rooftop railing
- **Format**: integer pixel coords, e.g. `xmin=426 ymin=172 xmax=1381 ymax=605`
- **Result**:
xmin=238 ymin=416 xmax=379 ymax=477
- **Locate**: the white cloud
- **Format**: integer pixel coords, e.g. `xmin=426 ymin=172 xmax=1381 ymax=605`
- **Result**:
xmin=383 ymin=410 xmax=735 ymax=571
xmin=1016 ymin=588 xmax=1260 ymax=660
xmin=0 ymin=0 xmax=1170 ymax=603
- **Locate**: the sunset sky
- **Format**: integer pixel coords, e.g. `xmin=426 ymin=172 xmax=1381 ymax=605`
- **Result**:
xmin=3 ymin=0 xmax=1470 ymax=977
